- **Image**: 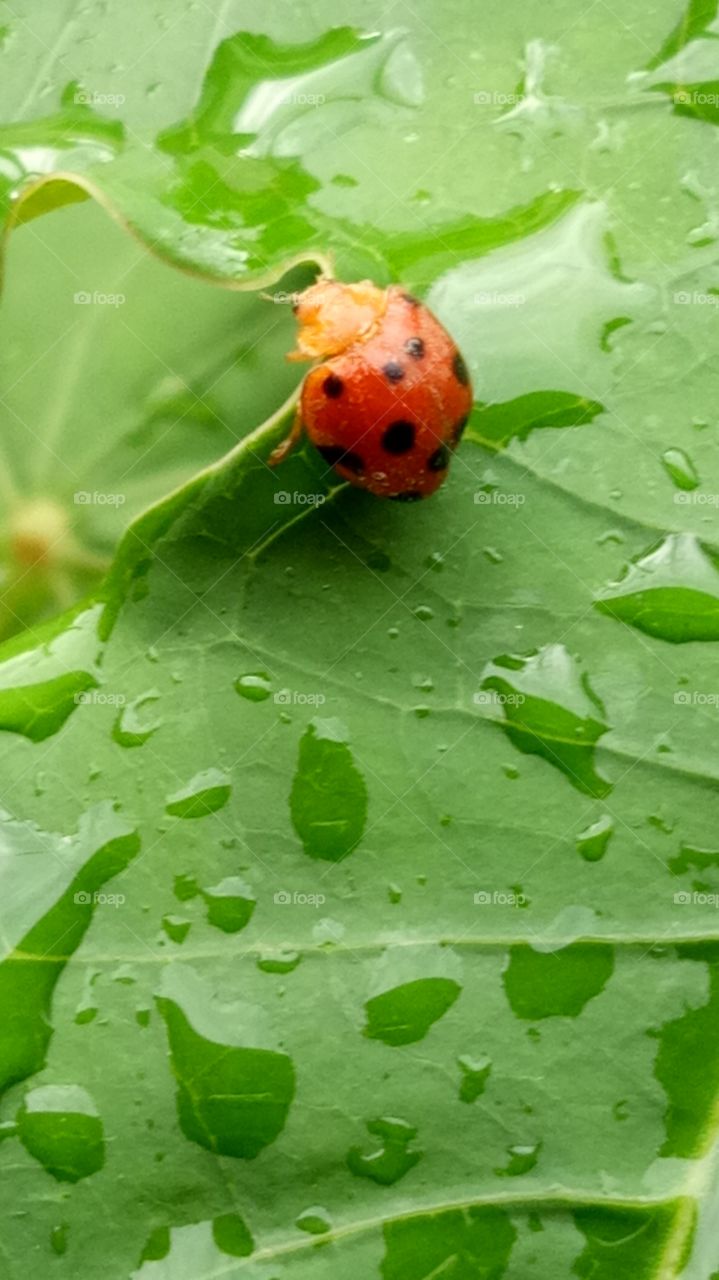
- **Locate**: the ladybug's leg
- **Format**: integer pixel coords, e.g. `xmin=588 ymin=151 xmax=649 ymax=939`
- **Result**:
xmin=268 ymin=404 xmax=304 ymax=467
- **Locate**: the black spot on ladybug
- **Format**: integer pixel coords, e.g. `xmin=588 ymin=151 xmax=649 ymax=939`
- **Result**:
xmin=323 ymin=374 xmax=344 ymax=398
xmin=404 ymin=337 xmax=425 ymax=360
xmin=317 ymin=445 xmax=364 ymax=475
xmin=453 ymin=352 xmax=470 ymax=386
xmin=291 ymin=299 xmax=299 ymax=314
xmin=390 ymin=491 xmax=424 ymax=502
xmin=383 ymin=360 xmax=405 ymax=383
xmin=428 ymin=444 xmax=450 ymax=472
xmin=401 ymin=293 xmax=421 ymax=307
xmin=453 ymin=413 xmax=470 ymax=443
xmin=382 ymin=421 xmax=416 ymax=454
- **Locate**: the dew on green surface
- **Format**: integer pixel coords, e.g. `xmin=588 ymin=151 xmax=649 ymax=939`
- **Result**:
xmin=161 ymin=914 xmax=191 ymax=944
xmin=596 ymin=534 xmax=719 ymax=642
xmin=577 ymin=815 xmax=614 ymax=862
xmin=495 ymin=1139 xmax=542 ymax=1177
xmin=234 ymin=672 xmax=272 ymax=702
xmin=295 ymin=1205 xmax=332 ymax=1235
xmin=165 ymin=769 xmax=231 ymax=819
xmin=661 ymin=447 xmax=700 ymax=491
xmin=112 ymin=689 xmax=162 ymax=747
xmin=480 ymin=644 xmax=611 ymax=797
xmin=0 ymin=802 xmax=138 ymax=1097
xmin=290 ymin=718 xmax=367 ymax=861
xmin=347 ymin=1116 xmax=422 ymax=1185
xmin=458 ymin=1053 xmax=492 ymax=1102
xmin=503 ymin=943 xmax=615 ymax=1019
xmin=202 ymin=877 xmax=256 ymax=933
xmin=18 ymin=1085 xmax=104 ymax=1182
xmin=156 ymin=965 xmax=294 ymax=1158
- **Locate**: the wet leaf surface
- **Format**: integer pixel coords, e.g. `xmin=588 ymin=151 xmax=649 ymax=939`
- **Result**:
xmin=1 ymin=1 xmax=719 ymax=1278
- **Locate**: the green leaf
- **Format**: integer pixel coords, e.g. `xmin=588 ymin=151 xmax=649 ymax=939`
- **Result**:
xmin=0 ymin=198 xmax=302 ymax=637
xmin=3 ymin=2 xmax=719 ymax=1279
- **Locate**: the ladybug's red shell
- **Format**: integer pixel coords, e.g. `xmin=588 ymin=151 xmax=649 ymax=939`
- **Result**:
xmin=298 ymin=286 xmax=472 ymax=500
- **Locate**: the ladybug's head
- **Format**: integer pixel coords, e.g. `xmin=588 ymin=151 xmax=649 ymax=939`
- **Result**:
xmin=288 ymin=279 xmax=388 ymax=362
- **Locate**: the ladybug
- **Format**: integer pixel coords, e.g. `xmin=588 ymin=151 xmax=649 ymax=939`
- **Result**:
xmin=268 ymin=279 xmax=473 ymax=500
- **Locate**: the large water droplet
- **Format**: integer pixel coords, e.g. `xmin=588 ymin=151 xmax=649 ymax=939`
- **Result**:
xmin=0 ymin=604 xmax=103 ymax=741
xmin=165 ymin=769 xmax=231 ymax=819
xmin=596 ymin=534 xmax=719 ymax=642
xmin=661 ymin=447 xmax=700 ymax=491
xmin=503 ymin=942 xmax=614 ymax=1018
xmin=156 ymin=965 xmax=294 ymax=1158
xmin=480 ymin=644 xmax=611 ymax=797
xmin=112 ymin=689 xmax=162 ymax=747
xmin=0 ymin=802 xmax=138 ymax=1097
xmin=256 ymin=947 xmax=301 ymax=974
xmin=495 ymin=1139 xmax=542 ymax=1177
xmin=202 ymin=877 xmax=256 ymax=933
xmin=360 ymin=952 xmax=460 ymax=1049
xmin=458 ymin=1053 xmax=492 ymax=1102
xmin=18 ymin=1085 xmax=104 ymax=1182
xmin=290 ymin=719 xmax=367 ymax=861
xmin=295 ymin=1205 xmax=332 ymax=1234
xmin=347 ymin=1116 xmax=422 ymax=1185
xmin=576 ymin=815 xmax=614 ymax=862
xmin=161 ymin=914 xmax=191 ymax=944
xmin=234 ymin=672 xmax=272 ymax=702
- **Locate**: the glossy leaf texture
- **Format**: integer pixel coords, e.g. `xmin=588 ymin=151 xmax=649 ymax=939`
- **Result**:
xmin=1 ymin=1 xmax=719 ymax=1279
